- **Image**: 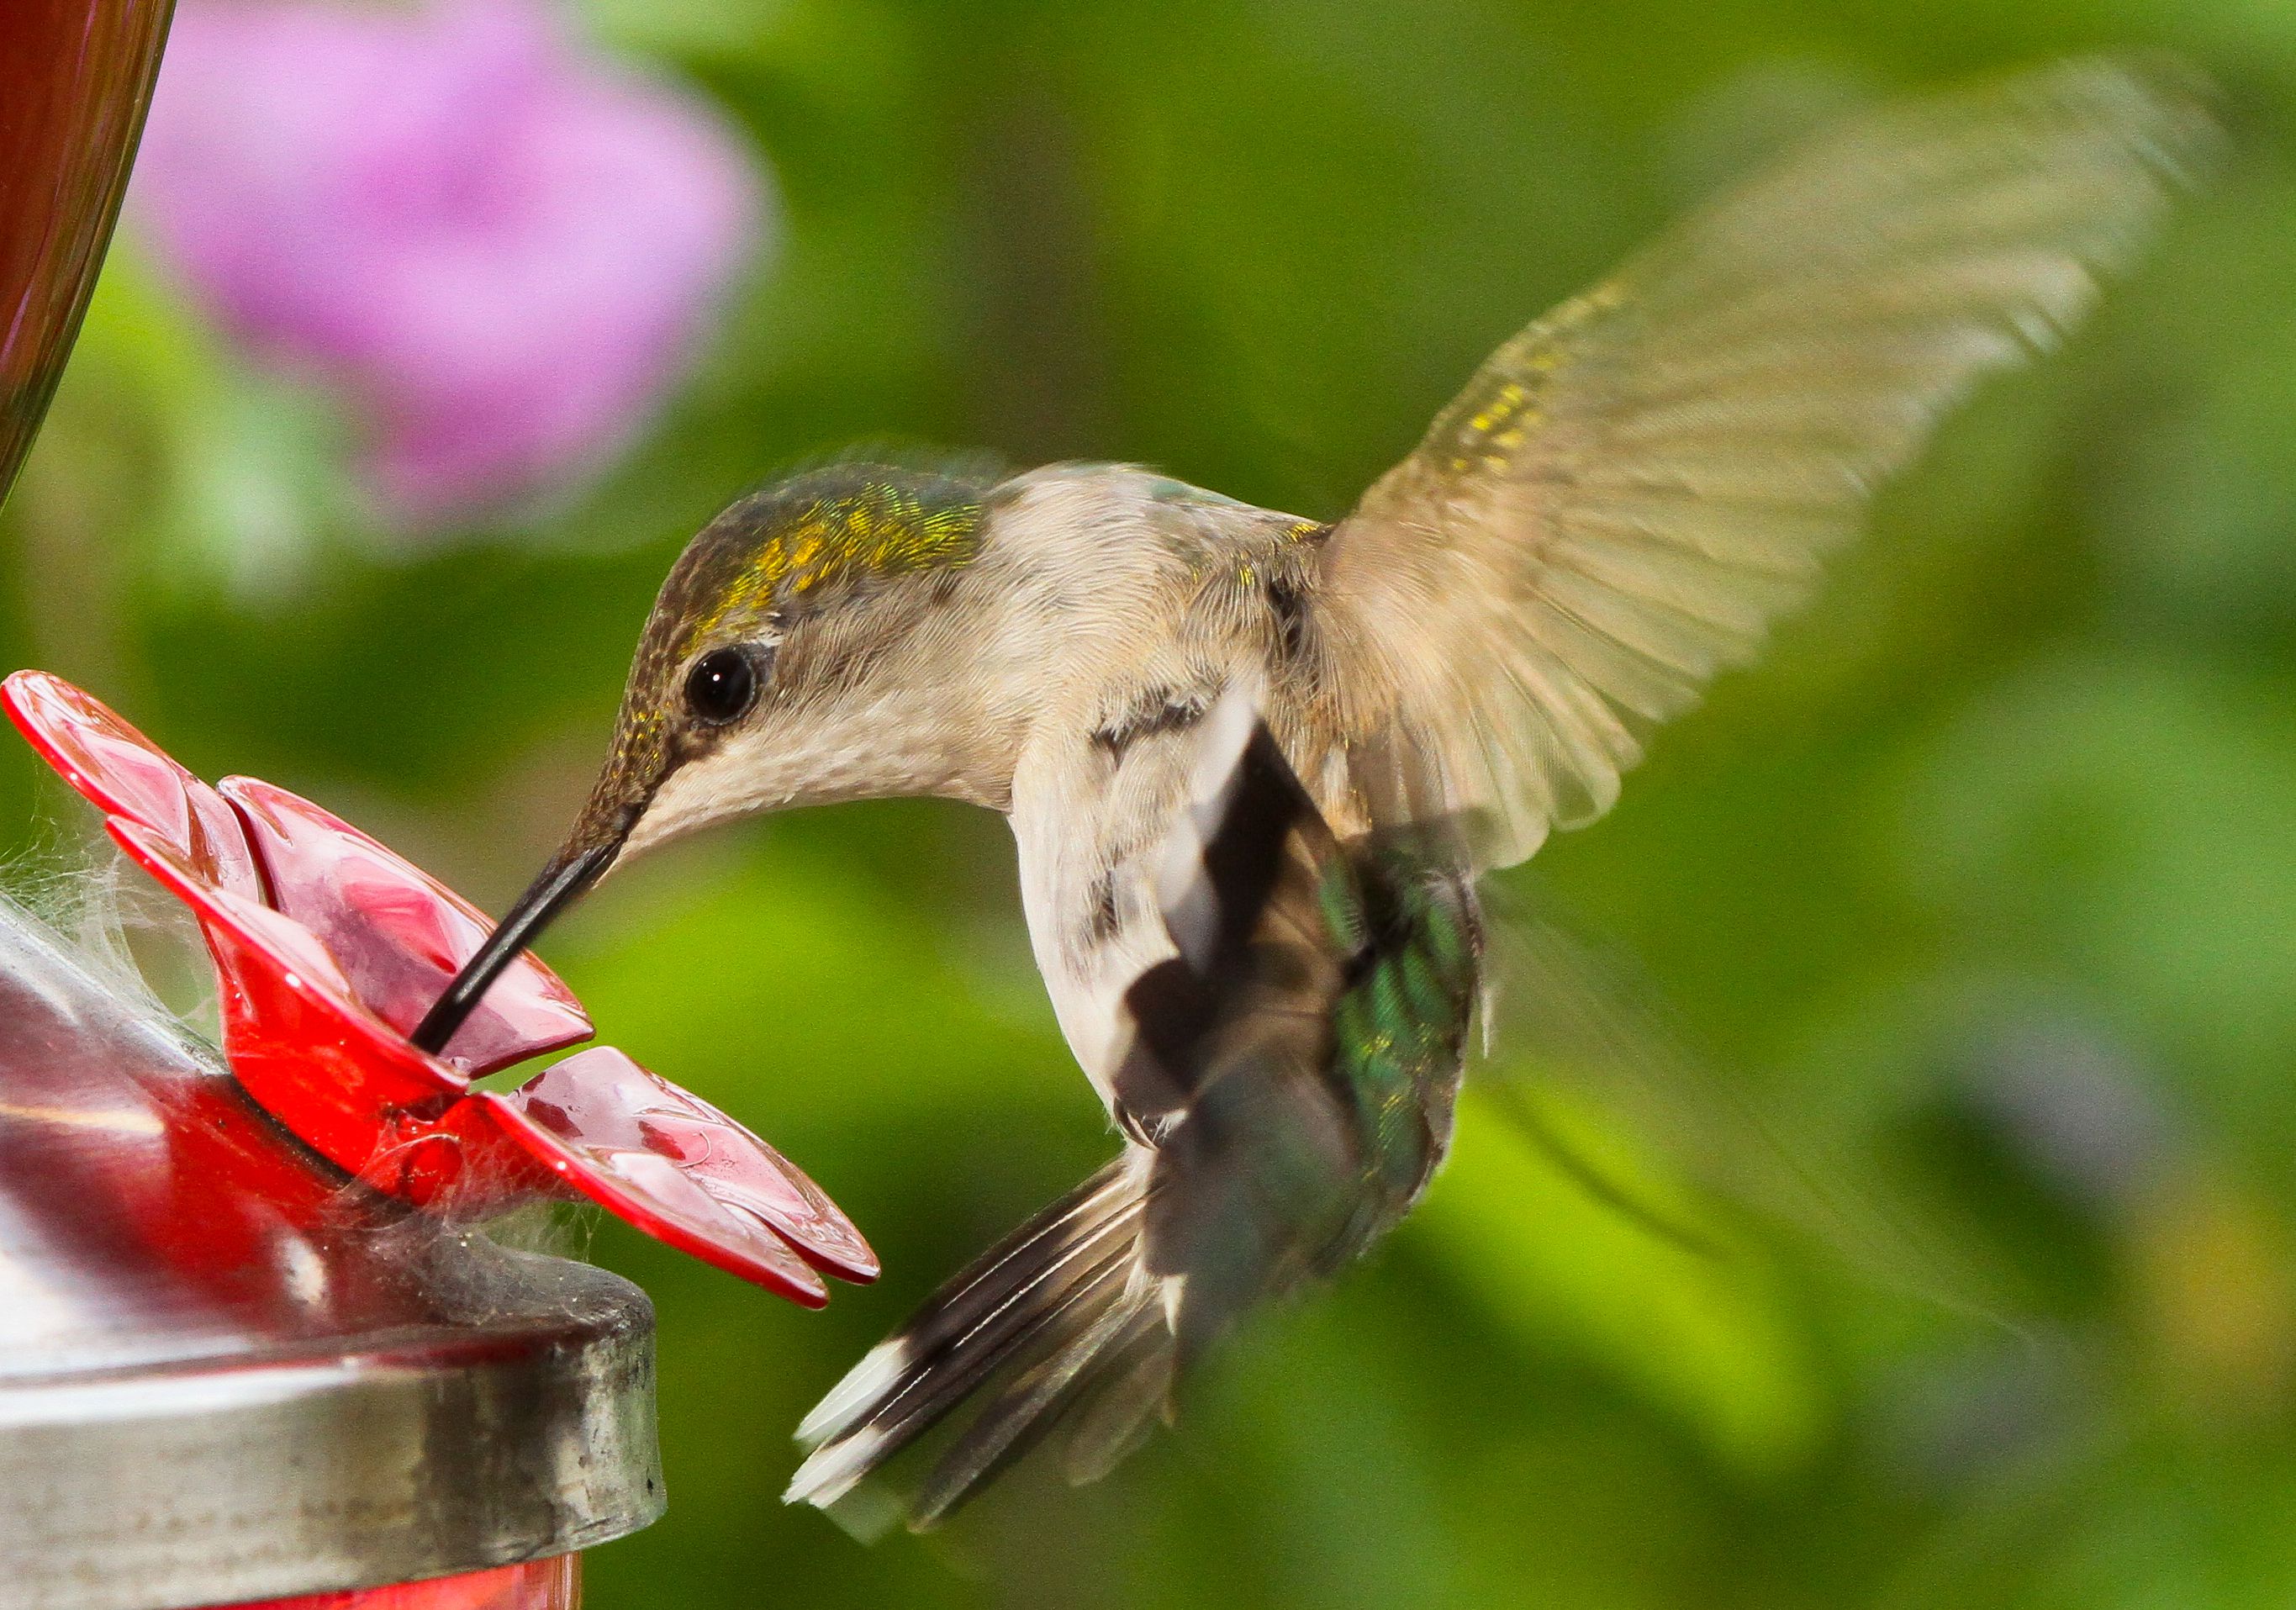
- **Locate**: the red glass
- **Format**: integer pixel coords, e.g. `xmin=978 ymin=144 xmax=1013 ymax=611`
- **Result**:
xmin=3 ymin=669 xmax=878 ymax=1305
xmin=0 ymin=0 xmax=174 ymax=501
xmin=0 ymin=951 xmax=447 ymax=1371
xmin=228 ymin=1556 xmax=579 ymax=1610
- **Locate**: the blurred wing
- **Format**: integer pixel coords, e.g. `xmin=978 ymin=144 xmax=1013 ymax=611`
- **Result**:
xmin=1319 ymin=56 xmax=2219 ymax=868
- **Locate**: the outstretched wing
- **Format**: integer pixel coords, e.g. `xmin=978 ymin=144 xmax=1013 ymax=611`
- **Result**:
xmin=1317 ymin=56 xmax=2218 ymax=869
xmin=788 ymin=696 xmax=1479 ymax=1528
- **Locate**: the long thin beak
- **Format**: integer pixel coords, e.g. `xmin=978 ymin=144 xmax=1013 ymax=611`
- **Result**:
xmin=409 ymin=837 xmax=621 ymax=1055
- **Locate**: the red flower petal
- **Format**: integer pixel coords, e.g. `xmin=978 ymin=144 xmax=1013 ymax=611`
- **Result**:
xmin=2 ymin=670 xmax=262 ymax=899
xmin=221 ymin=776 xmax=592 ymax=1076
xmin=479 ymin=1048 xmax=881 ymax=1304
xmin=108 ymin=817 xmax=468 ymax=1180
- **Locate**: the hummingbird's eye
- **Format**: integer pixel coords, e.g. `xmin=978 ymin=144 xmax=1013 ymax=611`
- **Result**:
xmin=684 ymin=647 xmax=762 ymax=725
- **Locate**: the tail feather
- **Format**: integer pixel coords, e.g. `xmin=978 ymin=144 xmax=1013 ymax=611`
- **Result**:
xmin=911 ymin=1288 xmax=1164 ymax=1528
xmin=789 ymin=1219 xmax=1129 ymax=1460
xmin=785 ymin=1155 xmax=1156 ymax=1513
xmin=1058 ymin=1322 xmax=1177 ymax=1486
xmin=793 ymin=1233 xmax=1135 ymax=1509
xmin=790 ymin=1162 xmax=1132 ymax=1445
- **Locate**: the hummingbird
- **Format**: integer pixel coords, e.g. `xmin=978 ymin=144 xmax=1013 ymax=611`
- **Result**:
xmin=413 ymin=58 xmax=2214 ymax=1526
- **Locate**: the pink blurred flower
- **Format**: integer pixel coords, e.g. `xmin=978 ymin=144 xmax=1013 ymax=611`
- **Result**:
xmin=133 ymin=0 xmax=765 ymax=526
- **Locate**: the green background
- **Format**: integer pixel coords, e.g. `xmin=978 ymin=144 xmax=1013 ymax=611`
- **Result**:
xmin=13 ymin=2 xmax=2296 ymax=1605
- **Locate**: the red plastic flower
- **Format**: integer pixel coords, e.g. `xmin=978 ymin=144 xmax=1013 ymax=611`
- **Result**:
xmin=2 ymin=670 xmax=874 ymax=1306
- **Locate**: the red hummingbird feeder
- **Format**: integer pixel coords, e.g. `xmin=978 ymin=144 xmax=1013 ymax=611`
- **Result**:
xmin=0 ymin=670 xmax=877 ymax=1607
xmin=3 ymin=669 xmax=879 ymax=1306
xmin=1 ymin=0 xmax=875 ymax=1601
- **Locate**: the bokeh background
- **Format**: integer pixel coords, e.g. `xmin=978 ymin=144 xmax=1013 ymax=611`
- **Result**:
xmin=9 ymin=1 xmax=2296 ymax=1605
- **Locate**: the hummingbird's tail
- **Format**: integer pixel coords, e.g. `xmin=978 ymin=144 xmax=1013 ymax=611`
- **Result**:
xmin=784 ymin=1147 xmax=1173 ymax=1528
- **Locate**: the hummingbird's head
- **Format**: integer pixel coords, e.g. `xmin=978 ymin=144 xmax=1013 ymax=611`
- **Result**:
xmin=412 ymin=461 xmax=996 ymax=1052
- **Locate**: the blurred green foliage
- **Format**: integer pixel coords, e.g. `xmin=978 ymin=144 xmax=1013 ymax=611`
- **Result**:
xmin=9 ymin=0 xmax=2296 ymax=1605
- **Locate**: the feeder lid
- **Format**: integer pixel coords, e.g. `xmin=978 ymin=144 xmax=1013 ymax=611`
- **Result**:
xmin=0 ymin=906 xmax=664 ymax=1610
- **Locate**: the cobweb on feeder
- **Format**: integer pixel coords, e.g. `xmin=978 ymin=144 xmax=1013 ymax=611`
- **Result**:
xmin=3 ymin=834 xmax=202 ymax=1033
